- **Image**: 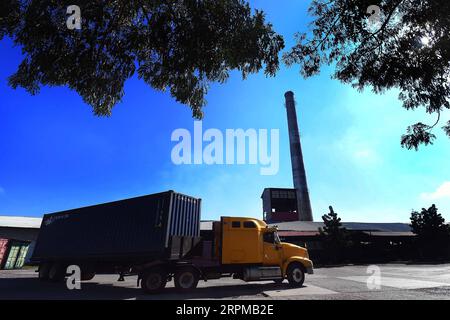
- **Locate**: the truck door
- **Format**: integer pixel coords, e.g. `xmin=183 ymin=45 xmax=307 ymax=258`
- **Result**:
xmin=262 ymin=231 xmax=282 ymax=266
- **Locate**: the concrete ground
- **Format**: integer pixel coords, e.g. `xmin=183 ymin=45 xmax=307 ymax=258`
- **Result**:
xmin=1 ymin=263 xmax=450 ymax=300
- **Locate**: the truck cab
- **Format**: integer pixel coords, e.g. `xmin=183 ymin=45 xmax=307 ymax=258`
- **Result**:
xmin=219 ymin=217 xmax=313 ymax=286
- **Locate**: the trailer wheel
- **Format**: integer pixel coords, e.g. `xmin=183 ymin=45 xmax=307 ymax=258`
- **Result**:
xmin=286 ymin=262 xmax=305 ymax=287
xmin=174 ymin=267 xmax=199 ymax=290
xmin=48 ymin=263 xmax=65 ymax=282
xmin=38 ymin=263 xmax=51 ymax=281
xmin=141 ymin=268 xmax=167 ymax=293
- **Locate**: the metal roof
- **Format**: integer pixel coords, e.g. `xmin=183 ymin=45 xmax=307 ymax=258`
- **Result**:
xmin=279 ymin=231 xmax=320 ymax=237
xmin=200 ymin=220 xmax=412 ymax=233
xmin=270 ymin=221 xmax=412 ymax=232
xmin=261 ymin=187 xmax=296 ymax=198
xmin=0 ymin=216 xmax=42 ymax=229
xmin=362 ymin=231 xmax=415 ymax=237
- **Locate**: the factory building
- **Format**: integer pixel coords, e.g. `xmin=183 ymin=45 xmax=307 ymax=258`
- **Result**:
xmin=259 ymin=91 xmax=415 ymax=263
xmin=261 ymin=188 xmax=299 ymax=223
xmin=0 ymin=216 xmax=41 ymax=269
xmin=270 ymin=221 xmax=415 ymax=264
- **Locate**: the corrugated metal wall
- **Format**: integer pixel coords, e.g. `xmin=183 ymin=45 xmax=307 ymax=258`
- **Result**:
xmin=33 ymin=191 xmax=202 ymax=262
xmin=169 ymin=193 xmax=200 ymax=238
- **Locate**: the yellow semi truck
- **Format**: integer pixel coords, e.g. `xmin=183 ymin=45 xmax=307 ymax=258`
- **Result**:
xmin=139 ymin=216 xmax=314 ymax=293
xmin=33 ymin=191 xmax=313 ymax=293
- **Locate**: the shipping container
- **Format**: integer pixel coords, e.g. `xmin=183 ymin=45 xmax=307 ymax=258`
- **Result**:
xmin=0 ymin=238 xmax=10 ymax=268
xmin=32 ymin=191 xmax=201 ymax=263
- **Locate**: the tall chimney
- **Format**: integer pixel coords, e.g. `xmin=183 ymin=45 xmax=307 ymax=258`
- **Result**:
xmin=284 ymin=91 xmax=313 ymax=221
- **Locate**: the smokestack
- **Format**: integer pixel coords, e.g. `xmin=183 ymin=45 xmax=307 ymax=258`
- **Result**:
xmin=284 ymin=91 xmax=313 ymax=221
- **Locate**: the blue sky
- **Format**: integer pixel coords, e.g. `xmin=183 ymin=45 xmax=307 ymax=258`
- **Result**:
xmin=1 ymin=1 xmax=449 ymax=222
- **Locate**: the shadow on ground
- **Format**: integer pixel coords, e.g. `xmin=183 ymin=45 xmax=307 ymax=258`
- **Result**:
xmin=0 ymin=276 xmax=297 ymax=300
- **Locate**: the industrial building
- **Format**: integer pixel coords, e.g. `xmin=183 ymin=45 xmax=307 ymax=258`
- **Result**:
xmin=258 ymin=91 xmax=415 ymax=263
xmin=271 ymin=221 xmax=415 ymax=263
xmin=262 ymin=188 xmax=299 ymax=223
xmin=260 ymin=186 xmax=414 ymax=261
xmin=0 ymin=216 xmax=41 ymax=269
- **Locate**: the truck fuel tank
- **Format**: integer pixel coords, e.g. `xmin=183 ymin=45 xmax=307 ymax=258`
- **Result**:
xmin=243 ymin=266 xmax=282 ymax=281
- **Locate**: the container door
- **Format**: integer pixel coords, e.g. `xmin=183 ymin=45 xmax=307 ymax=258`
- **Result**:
xmin=168 ymin=194 xmax=201 ymax=239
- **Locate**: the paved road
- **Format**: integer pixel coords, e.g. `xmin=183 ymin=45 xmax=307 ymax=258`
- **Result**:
xmin=1 ymin=263 xmax=450 ymax=300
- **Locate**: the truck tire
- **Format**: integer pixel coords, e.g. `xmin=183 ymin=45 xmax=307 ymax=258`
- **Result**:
xmin=174 ymin=267 xmax=199 ymax=290
xmin=48 ymin=263 xmax=65 ymax=282
xmin=38 ymin=263 xmax=51 ymax=281
xmin=286 ymin=262 xmax=305 ymax=287
xmin=141 ymin=268 xmax=167 ymax=294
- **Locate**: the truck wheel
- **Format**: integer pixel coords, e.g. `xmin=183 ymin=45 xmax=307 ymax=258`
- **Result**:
xmin=174 ymin=267 xmax=199 ymax=290
xmin=141 ymin=268 xmax=167 ymax=294
xmin=48 ymin=263 xmax=65 ymax=282
xmin=286 ymin=263 xmax=305 ymax=287
xmin=38 ymin=263 xmax=51 ymax=281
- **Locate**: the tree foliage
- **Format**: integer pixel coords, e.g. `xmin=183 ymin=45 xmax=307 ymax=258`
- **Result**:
xmin=410 ymin=204 xmax=450 ymax=259
xmin=320 ymin=205 xmax=348 ymax=241
xmin=410 ymin=204 xmax=450 ymax=241
xmin=0 ymin=0 xmax=284 ymax=117
xmin=284 ymin=0 xmax=450 ymax=150
xmin=319 ymin=206 xmax=350 ymax=262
